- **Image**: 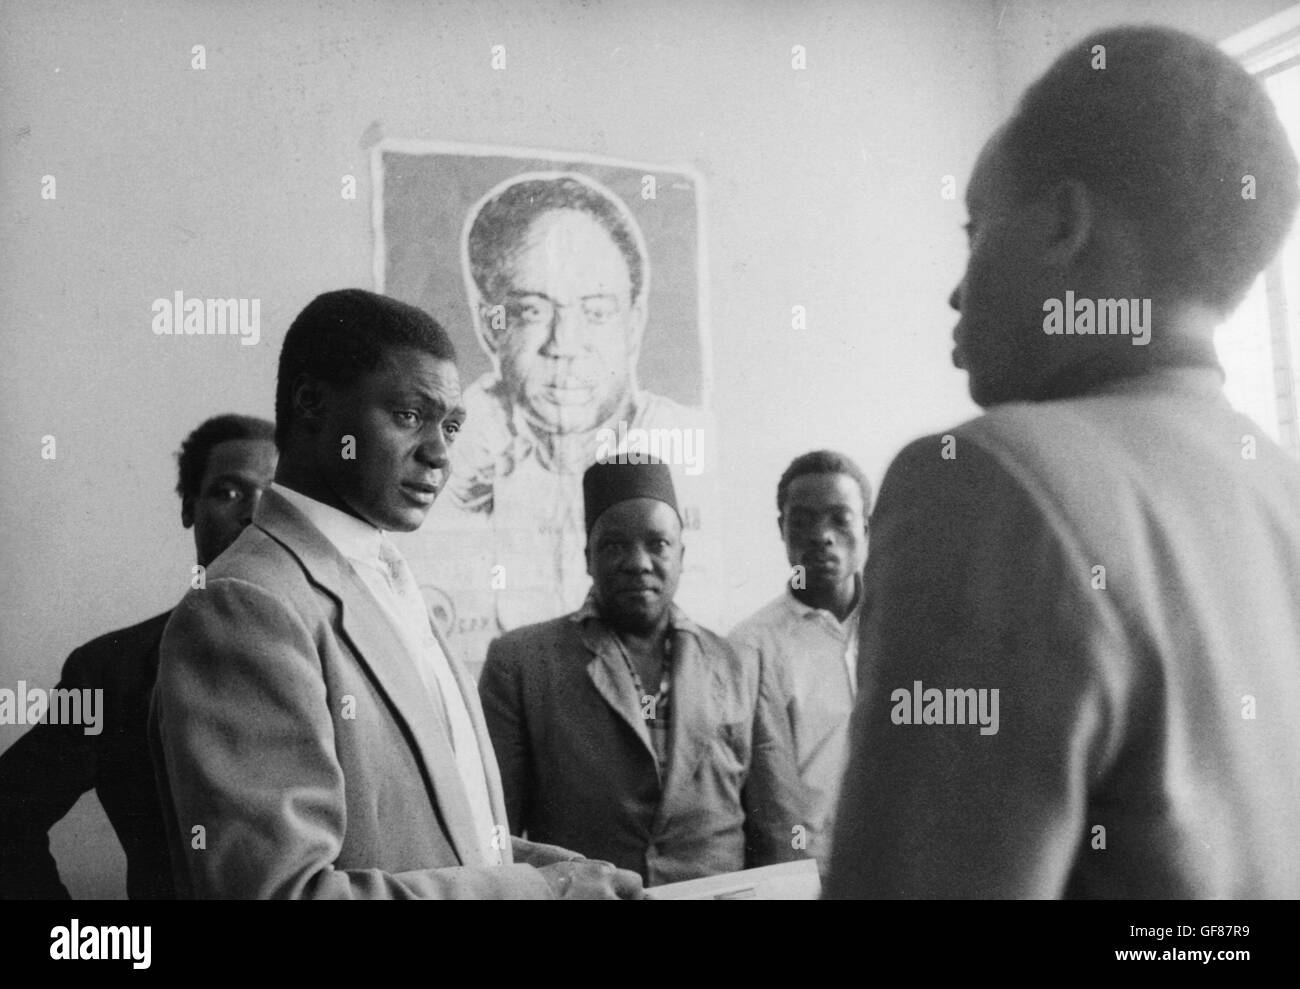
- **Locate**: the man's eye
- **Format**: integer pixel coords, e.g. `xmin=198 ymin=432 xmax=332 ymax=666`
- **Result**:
xmin=582 ymin=295 xmax=621 ymax=322
xmin=509 ymin=301 xmax=550 ymax=324
xmin=394 ymin=410 xmax=420 ymax=426
xmin=444 ymin=420 xmax=463 ymax=438
xmin=213 ymin=485 xmax=243 ymax=502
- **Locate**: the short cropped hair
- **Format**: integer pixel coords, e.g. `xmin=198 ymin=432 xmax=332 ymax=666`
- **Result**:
xmin=274 ymin=289 xmax=456 ymax=448
xmin=776 ymin=450 xmax=873 ymax=516
xmin=176 ymin=414 xmax=275 ymax=501
xmin=466 ymin=173 xmax=647 ymax=304
xmin=1001 ymin=25 xmax=1299 ymax=313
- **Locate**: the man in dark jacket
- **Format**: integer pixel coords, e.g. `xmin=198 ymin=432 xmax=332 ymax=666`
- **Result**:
xmin=480 ymin=458 xmax=808 ymax=886
xmin=0 ymin=414 xmax=276 ymax=899
xmin=827 ymin=27 xmax=1300 ymax=899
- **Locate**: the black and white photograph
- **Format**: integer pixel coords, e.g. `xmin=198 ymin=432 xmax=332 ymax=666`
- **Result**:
xmin=1 ymin=0 xmax=1298 ymax=969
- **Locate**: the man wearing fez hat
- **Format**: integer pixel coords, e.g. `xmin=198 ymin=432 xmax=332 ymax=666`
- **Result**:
xmin=479 ymin=457 xmax=808 ymax=886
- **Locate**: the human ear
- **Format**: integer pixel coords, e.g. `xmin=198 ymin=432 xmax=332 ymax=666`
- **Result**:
xmin=1042 ymin=178 xmax=1096 ymax=268
xmin=477 ymin=301 xmax=506 ymax=355
xmin=291 ymin=374 xmax=328 ymax=433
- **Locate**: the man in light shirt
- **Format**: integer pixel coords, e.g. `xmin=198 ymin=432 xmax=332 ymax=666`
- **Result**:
xmin=152 ymin=288 xmax=641 ymax=899
xmin=730 ymin=450 xmax=871 ymax=871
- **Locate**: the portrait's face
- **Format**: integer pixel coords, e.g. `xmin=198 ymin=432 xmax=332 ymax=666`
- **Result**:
xmin=949 ymin=131 xmax=1060 ymax=407
xmin=310 ymin=347 xmax=465 ymax=533
xmin=586 ymin=497 xmax=684 ymax=633
xmin=184 ymin=438 xmax=278 ymax=567
xmin=484 ymin=207 xmax=646 ymax=436
xmin=780 ymin=472 xmax=867 ymax=597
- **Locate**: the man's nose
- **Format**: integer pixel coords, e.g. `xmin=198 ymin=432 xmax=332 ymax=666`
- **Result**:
xmin=809 ymin=525 xmax=834 ymax=547
xmin=241 ymin=488 xmax=264 ymax=526
xmin=415 ymin=428 xmax=451 ymax=469
xmin=540 ymin=304 xmax=584 ymax=358
xmin=621 ymin=543 xmax=654 ymax=572
xmin=949 ymin=282 xmax=963 ymax=312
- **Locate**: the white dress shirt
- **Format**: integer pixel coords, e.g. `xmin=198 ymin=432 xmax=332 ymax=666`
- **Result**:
xmin=270 ymin=483 xmax=502 ymax=865
xmin=729 ymin=584 xmax=861 ymax=868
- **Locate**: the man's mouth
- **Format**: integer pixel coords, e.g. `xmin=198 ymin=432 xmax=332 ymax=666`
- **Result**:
xmin=400 ymin=480 xmax=440 ymax=505
xmin=541 ymin=380 xmax=595 ymax=405
xmin=616 ymin=585 xmax=659 ymax=599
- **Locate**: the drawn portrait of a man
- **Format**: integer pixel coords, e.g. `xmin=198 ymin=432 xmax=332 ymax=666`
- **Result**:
xmin=376 ymin=145 xmax=719 ymax=673
xmin=452 ymin=170 xmax=702 ymax=506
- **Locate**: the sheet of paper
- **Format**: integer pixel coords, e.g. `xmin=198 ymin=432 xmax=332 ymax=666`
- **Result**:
xmin=645 ymin=859 xmax=820 ymax=900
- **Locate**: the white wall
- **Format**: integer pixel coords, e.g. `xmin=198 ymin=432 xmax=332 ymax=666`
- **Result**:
xmin=991 ymin=0 xmax=1297 ymax=111
xmin=0 ymin=0 xmax=1282 ymax=897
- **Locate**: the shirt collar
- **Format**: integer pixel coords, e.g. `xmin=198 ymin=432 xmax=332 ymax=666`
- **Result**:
xmin=782 ymin=574 xmax=863 ymax=624
xmin=570 ymin=588 xmax=702 ymax=641
xmin=1029 ymin=338 xmax=1224 ymax=403
xmin=270 ymin=482 xmax=384 ymax=565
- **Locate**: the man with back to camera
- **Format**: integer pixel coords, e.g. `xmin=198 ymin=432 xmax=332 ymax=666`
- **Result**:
xmin=152 ymin=289 xmax=642 ymax=899
xmin=730 ymin=450 xmax=871 ymax=873
xmin=827 ymin=26 xmax=1300 ymax=899
xmin=0 ymin=414 xmax=276 ymax=899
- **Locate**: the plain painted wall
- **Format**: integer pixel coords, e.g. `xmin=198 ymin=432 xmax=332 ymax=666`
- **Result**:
xmin=991 ymin=0 xmax=1297 ymax=111
xmin=0 ymin=0 xmax=1285 ymax=897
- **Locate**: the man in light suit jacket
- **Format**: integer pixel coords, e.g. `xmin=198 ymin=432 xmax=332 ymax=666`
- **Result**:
xmin=480 ymin=459 xmax=808 ymax=886
xmin=153 ymin=289 xmax=642 ymax=899
xmin=827 ymin=26 xmax=1300 ymax=899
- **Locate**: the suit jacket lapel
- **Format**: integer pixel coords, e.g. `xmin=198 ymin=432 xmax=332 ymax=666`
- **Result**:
xmin=580 ymin=620 xmax=656 ymax=765
xmin=657 ymin=626 xmax=721 ymax=814
xmin=253 ymin=489 xmax=483 ymax=867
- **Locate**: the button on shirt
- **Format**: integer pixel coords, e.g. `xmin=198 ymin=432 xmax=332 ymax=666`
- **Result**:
xmin=729 ymin=585 xmax=861 ymax=868
xmin=270 ymin=483 xmax=502 ymax=866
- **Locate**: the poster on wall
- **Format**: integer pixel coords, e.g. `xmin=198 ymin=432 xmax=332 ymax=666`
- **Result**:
xmin=373 ymin=140 xmax=720 ymax=676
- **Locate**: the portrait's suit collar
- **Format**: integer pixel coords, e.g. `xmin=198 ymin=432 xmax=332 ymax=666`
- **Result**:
xmin=251 ymin=486 xmax=489 ymax=867
xmin=571 ymin=593 xmax=722 ymax=801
